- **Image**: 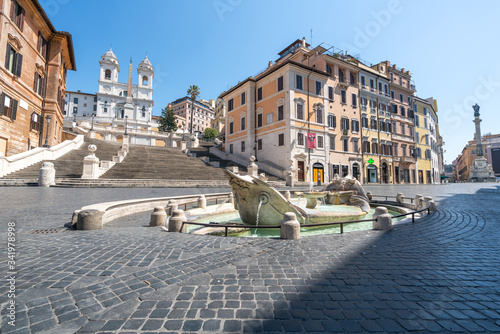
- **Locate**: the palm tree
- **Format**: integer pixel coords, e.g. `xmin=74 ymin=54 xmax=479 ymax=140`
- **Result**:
xmin=187 ymin=85 xmax=200 ymax=135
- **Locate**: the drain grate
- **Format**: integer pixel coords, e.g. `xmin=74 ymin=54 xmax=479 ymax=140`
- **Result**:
xmin=28 ymin=228 xmax=65 ymax=234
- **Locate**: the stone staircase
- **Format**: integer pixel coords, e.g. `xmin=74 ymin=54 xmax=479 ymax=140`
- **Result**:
xmin=1 ymin=138 xmax=122 ymax=183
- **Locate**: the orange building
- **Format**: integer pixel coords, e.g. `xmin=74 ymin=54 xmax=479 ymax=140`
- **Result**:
xmin=0 ymin=0 xmax=75 ymax=156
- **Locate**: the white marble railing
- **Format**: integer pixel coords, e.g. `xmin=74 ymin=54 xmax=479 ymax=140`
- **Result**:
xmin=0 ymin=135 xmax=85 ymax=177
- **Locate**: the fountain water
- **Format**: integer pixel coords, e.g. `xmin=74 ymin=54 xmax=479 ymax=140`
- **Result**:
xmin=253 ymin=200 xmax=263 ymax=236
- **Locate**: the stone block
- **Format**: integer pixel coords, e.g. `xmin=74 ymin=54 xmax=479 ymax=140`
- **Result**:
xmin=415 ymin=194 xmax=424 ymax=210
xmin=198 ymin=195 xmax=207 ymax=210
xmin=77 ymin=210 xmax=104 ymax=230
xmin=150 ymin=207 xmax=167 ymax=227
xmin=38 ymin=162 xmax=55 ymax=187
xmin=396 ymin=193 xmax=405 ymax=204
xmin=423 ymin=196 xmax=437 ymax=212
xmin=168 ymin=210 xmax=186 ymax=232
xmin=280 ymin=212 xmax=300 ymax=240
xmin=372 ymin=207 xmax=392 ymax=231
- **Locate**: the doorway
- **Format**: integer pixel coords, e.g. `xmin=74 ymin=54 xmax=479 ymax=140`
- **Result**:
xmin=367 ymin=166 xmax=377 ymax=183
xmin=297 ymin=161 xmax=305 ymax=182
xmin=313 ymin=163 xmax=324 ymax=183
xmin=382 ymin=163 xmax=388 ymax=183
xmin=352 ymin=163 xmax=360 ymax=181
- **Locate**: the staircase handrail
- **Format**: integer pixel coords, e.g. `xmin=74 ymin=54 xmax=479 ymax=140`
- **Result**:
xmin=0 ymin=135 xmax=85 ymax=177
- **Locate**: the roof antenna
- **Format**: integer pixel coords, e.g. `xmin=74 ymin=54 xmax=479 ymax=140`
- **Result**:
xmin=310 ymin=29 xmax=313 ymax=47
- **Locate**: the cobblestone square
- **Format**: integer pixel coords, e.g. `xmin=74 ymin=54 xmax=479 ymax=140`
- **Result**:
xmin=1 ymin=184 xmax=500 ymax=333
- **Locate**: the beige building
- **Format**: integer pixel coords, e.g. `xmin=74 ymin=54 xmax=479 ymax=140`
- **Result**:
xmin=171 ymin=96 xmax=215 ymax=136
xmin=0 ymin=0 xmax=75 ymax=156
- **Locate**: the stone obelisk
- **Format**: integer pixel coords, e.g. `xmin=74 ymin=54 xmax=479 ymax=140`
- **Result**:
xmin=123 ymin=57 xmax=135 ymax=119
xmin=468 ymin=104 xmax=495 ymax=182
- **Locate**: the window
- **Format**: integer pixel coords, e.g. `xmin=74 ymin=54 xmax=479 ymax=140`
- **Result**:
xmin=229 ymin=121 xmax=234 ymax=134
xmin=104 ymin=69 xmax=111 ymax=80
xmin=296 ymin=104 xmax=304 ymax=120
xmin=340 ymin=90 xmax=347 ymax=104
xmin=93 ymin=105 xmax=97 ymax=111
xmin=229 ymin=144 xmax=233 ymax=154
xmin=351 ymin=119 xmax=359 ymax=132
xmin=393 ymin=143 xmax=398 ymax=156
xmin=399 ymin=93 xmax=403 ymax=103
xmin=362 ymin=115 xmax=368 ymax=128
xmin=10 ymin=0 xmax=25 ymax=30
xmin=350 ymin=73 xmax=355 ymax=85
xmin=392 ymin=104 xmax=397 ymax=113
xmin=330 ymin=135 xmax=335 ymax=150
xmin=33 ymin=72 xmax=45 ymax=96
xmin=338 ymin=69 xmax=344 ymax=83
xmin=315 ymin=106 xmax=323 ymax=124
xmin=328 ymin=86 xmax=334 ymax=100
xmin=409 ymin=126 xmax=414 ymax=137
xmin=361 ymin=76 xmax=366 ymax=87
xmin=380 ymin=144 xmax=386 ymax=155
xmin=103 ymin=107 xmax=107 ymax=113
xmin=228 ymin=99 xmax=234 ymax=111
xmin=278 ymin=133 xmax=284 ymax=146
xmin=353 ymin=139 xmax=359 ymax=153
xmin=37 ymin=32 xmax=47 ymax=59
xmin=142 ymin=76 xmax=148 ymax=86
xmin=341 ymin=118 xmax=350 ymax=132
xmin=240 ymin=117 xmax=245 ymax=130
xmin=5 ymin=44 xmax=23 ymax=77
xmin=372 ymin=142 xmax=378 ymax=154
xmin=296 ymin=75 xmax=303 ymax=90
xmin=326 ymin=64 xmax=332 ymax=75
xmin=401 ymin=123 xmax=405 ymax=135
xmin=73 ymin=98 xmax=78 ymax=104
xmin=424 ymin=117 xmax=428 ymax=128
xmin=370 ymin=118 xmax=377 ymax=130
xmin=298 ymin=133 xmax=304 ymax=146
xmin=257 ymin=113 xmax=263 ymax=127
xmin=266 ymin=113 xmax=273 ymax=124
xmin=317 ymin=135 xmax=324 ymax=148
xmin=328 ymin=114 xmax=336 ymax=128
xmin=241 ymin=92 xmax=246 ymax=105
xmin=402 ymin=145 xmax=407 ymax=156
xmin=277 ymin=76 xmax=284 ymax=91
xmin=351 ymin=93 xmax=357 ymax=107
xmin=378 ymin=82 xmax=382 ymax=92
xmin=257 ymin=87 xmax=263 ymax=101
xmin=363 ymin=141 xmax=370 ymax=153
xmin=258 ymin=139 xmax=262 ymax=150
xmin=0 ymin=93 xmax=18 ymax=119
xmin=400 ymin=106 xmax=405 ymax=116
xmin=391 ymin=91 xmax=395 ymax=100
xmin=30 ymin=112 xmax=42 ymax=131
xmin=379 ymin=120 xmax=385 ymax=132
xmin=392 ymin=121 xmax=396 ymax=133
xmin=278 ymin=105 xmax=284 ymax=121
xmin=369 ymin=79 xmax=374 ymax=90
xmin=73 ymin=106 xmax=77 ymax=114
xmin=425 ymin=134 xmax=429 ymax=145
xmin=343 ymin=139 xmax=349 ymax=152
xmin=241 ymin=141 xmax=245 ymax=152
xmin=315 ymin=81 xmax=321 ymax=95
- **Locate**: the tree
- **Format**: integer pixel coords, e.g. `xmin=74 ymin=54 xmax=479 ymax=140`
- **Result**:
xmin=203 ymin=127 xmax=219 ymax=140
xmin=158 ymin=105 xmax=177 ymax=133
xmin=187 ymin=85 xmax=200 ymax=134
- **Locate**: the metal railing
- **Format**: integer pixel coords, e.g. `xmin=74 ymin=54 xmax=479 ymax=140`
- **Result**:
xmin=177 ymin=194 xmax=433 ymax=237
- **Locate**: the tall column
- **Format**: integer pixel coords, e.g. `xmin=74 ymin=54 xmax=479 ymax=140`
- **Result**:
xmin=124 ymin=58 xmax=134 ymax=119
xmin=473 ymin=104 xmax=483 ymax=157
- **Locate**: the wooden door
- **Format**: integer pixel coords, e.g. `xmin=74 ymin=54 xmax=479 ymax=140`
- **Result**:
xmin=297 ymin=161 xmax=304 ymax=181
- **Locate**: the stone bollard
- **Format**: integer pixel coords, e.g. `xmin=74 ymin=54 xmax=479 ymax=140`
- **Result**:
xmin=198 ymin=195 xmax=207 ymax=210
xmin=70 ymin=210 xmax=81 ymax=228
xmin=372 ymin=207 xmax=392 ymax=231
xmin=38 ymin=162 xmax=56 ymax=187
xmin=366 ymin=191 xmax=373 ymax=201
xmin=247 ymin=156 xmax=259 ymax=177
xmin=280 ymin=212 xmax=301 ymax=240
xmin=77 ymin=209 xmax=104 ymax=230
xmin=81 ymin=144 xmax=100 ymax=179
xmin=284 ymin=191 xmax=291 ymax=201
xmin=150 ymin=207 xmax=167 ymax=227
xmin=415 ymin=194 xmax=424 ymax=210
xmin=396 ymin=193 xmax=405 ymax=205
xmin=167 ymin=200 xmax=178 ymax=215
xmin=168 ymin=209 xmax=187 ymax=232
xmin=423 ymin=196 xmax=437 ymax=212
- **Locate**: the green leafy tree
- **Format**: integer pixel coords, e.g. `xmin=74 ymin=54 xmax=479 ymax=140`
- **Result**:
xmin=158 ymin=105 xmax=177 ymax=132
xmin=187 ymin=85 xmax=200 ymax=134
xmin=203 ymin=127 xmax=218 ymax=140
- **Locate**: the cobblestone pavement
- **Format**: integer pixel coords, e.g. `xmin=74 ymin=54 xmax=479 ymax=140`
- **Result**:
xmin=0 ymin=183 xmax=500 ymax=333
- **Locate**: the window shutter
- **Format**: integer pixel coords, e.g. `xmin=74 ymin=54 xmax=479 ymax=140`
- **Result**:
xmin=42 ymin=76 xmax=46 ymax=97
xmin=10 ymin=0 xmax=15 ymax=21
xmin=11 ymin=98 xmax=18 ymax=120
xmin=37 ymin=32 xmax=42 ymax=52
xmin=333 ymin=115 xmax=336 ymax=128
xmin=15 ymin=53 xmax=22 ymax=77
xmin=5 ymin=44 xmax=11 ymax=69
xmin=0 ymin=92 xmax=5 ymax=116
xmin=19 ymin=6 xmax=25 ymax=31
xmin=346 ymin=119 xmax=350 ymax=130
xmin=33 ymin=72 xmax=38 ymax=92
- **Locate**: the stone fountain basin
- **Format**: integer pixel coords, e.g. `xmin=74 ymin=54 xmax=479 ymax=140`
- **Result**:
xmin=300 ymin=205 xmax=367 ymax=224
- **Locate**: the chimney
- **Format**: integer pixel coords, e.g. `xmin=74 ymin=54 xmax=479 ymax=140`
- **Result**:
xmin=401 ymin=68 xmax=405 ymax=73
xmin=268 ymin=61 xmax=273 ymax=68
xmin=301 ymin=37 xmax=306 ymax=47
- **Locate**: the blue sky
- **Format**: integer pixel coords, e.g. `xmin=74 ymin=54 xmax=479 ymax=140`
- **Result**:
xmin=45 ymin=0 xmax=500 ymax=164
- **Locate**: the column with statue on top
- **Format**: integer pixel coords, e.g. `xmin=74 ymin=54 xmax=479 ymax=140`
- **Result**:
xmin=468 ymin=104 xmax=496 ymax=182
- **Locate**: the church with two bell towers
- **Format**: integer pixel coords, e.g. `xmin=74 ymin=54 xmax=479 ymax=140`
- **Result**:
xmin=96 ymin=49 xmax=154 ymax=123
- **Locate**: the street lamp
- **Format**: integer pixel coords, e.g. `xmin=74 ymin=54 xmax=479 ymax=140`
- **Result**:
xmin=43 ymin=115 xmax=51 ymax=148
xmin=124 ymin=115 xmax=128 ymax=135
xmin=91 ymin=113 xmax=96 ymax=131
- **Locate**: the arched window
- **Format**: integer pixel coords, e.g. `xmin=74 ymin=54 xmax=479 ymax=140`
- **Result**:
xmin=104 ymin=69 xmax=111 ymax=80
xmin=142 ymin=76 xmax=148 ymax=86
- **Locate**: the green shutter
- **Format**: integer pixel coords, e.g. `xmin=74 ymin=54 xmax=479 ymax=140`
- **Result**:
xmin=5 ymin=44 xmax=11 ymax=70
xmin=11 ymin=98 xmax=17 ymax=120
xmin=0 ymin=92 xmax=5 ymax=116
xmin=15 ymin=53 xmax=22 ymax=77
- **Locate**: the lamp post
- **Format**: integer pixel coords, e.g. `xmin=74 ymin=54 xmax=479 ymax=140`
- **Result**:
xmin=124 ymin=115 xmax=128 ymax=135
xmin=43 ymin=115 xmax=51 ymax=148
xmin=91 ymin=113 xmax=95 ymax=131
